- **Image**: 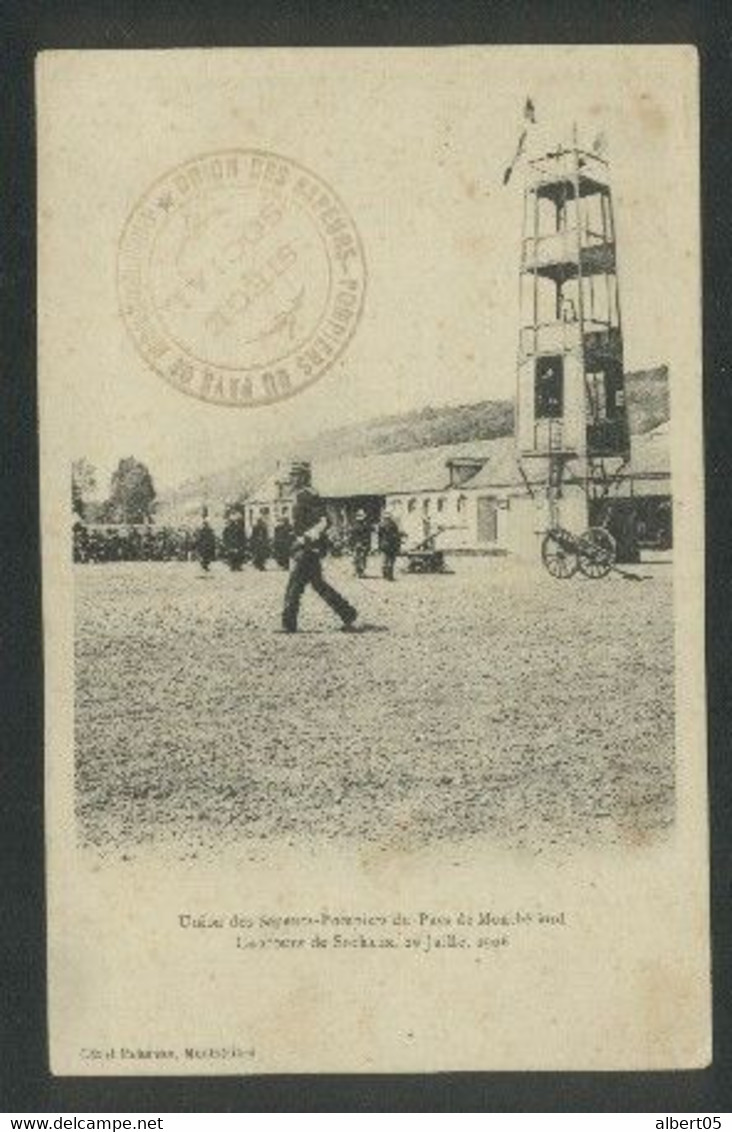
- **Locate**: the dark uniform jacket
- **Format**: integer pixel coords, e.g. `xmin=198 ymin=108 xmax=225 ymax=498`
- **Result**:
xmin=292 ymin=489 xmax=328 ymax=553
xmin=272 ymin=518 xmax=292 ymax=552
xmin=350 ymin=517 xmax=372 ymax=551
xmin=378 ymin=516 xmax=402 ymax=554
xmin=249 ymin=520 xmax=270 ymax=553
xmin=222 ymin=518 xmax=247 ymax=554
xmin=197 ymin=523 xmax=216 ymax=560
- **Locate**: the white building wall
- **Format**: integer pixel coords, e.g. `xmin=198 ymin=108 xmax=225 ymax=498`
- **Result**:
xmin=385 ymin=482 xmax=591 ymax=560
xmin=246 ymin=500 xmax=294 ymax=535
xmin=385 ymin=488 xmax=516 ymax=553
xmin=385 ymin=490 xmax=473 ymax=550
xmin=247 ymin=472 xmax=668 ymax=559
xmin=505 ymin=493 xmax=550 ymax=560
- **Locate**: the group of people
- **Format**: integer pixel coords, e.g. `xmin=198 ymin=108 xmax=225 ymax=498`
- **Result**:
xmin=198 ymin=484 xmax=405 ymax=633
xmin=73 ymin=522 xmax=195 ymax=563
xmin=196 ymin=512 xmax=294 ymax=573
xmin=281 ymin=478 xmax=405 ymax=633
xmin=196 ymin=500 xmax=403 ymax=587
xmin=348 ymin=509 xmax=402 ymax=581
xmin=74 ymin=478 xmax=407 ymax=634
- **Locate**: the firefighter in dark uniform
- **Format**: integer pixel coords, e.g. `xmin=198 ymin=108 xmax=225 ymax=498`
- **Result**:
xmin=73 ymin=520 xmax=88 ymax=563
xmin=350 ymin=509 xmax=372 ymax=577
xmin=222 ymin=509 xmax=248 ymax=571
xmin=249 ymin=516 xmax=270 ymax=571
xmin=282 ymin=481 xmax=358 ymax=633
xmin=196 ymin=518 xmax=216 ymax=572
xmin=378 ymin=512 xmax=403 ymax=581
xmin=272 ymin=516 xmax=294 ymax=570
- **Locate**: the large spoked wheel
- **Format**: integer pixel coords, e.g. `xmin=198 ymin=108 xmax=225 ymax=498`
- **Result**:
xmin=541 ymin=528 xmax=579 ymax=579
xmin=577 ymin=527 xmax=616 ymax=579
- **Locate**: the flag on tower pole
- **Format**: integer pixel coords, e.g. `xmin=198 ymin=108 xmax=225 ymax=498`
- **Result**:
xmin=502 ymin=97 xmax=537 ymax=185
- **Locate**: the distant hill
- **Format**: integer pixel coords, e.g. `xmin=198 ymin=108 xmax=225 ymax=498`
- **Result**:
xmin=157 ymin=365 xmax=669 ymax=521
xmin=312 ymin=398 xmax=516 ymax=459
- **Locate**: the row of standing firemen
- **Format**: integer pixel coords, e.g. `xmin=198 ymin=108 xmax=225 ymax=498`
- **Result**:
xmin=195 ymin=506 xmax=403 ymax=583
xmin=194 ymin=483 xmax=404 ymax=632
xmin=75 ymin=473 xmax=405 ymax=632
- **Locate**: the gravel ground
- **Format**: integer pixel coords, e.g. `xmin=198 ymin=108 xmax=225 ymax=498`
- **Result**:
xmin=74 ymin=556 xmax=674 ymax=855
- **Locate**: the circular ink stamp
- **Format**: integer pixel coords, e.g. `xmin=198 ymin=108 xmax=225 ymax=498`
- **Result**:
xmin=117 ymin=150 xmax=367 ymax=407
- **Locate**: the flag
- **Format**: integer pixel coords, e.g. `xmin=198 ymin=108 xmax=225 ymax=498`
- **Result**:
xmin=502 ymin=97 xmax=536 ymax=185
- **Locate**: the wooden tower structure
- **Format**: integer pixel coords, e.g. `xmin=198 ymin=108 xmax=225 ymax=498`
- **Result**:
xmin=516 ymin=138 xmax=630 ymax=532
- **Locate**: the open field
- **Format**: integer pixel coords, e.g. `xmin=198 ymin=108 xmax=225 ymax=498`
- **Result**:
xmin=75 ymin=556 xmax=674 ymax=855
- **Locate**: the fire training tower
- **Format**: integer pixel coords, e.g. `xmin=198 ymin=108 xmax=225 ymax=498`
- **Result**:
xmin=516 ymin=139 xmax=630 ymax=533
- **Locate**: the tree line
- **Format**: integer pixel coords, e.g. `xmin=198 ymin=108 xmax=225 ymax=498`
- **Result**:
xmin=72 ymin=456 xmax=157 ymax=524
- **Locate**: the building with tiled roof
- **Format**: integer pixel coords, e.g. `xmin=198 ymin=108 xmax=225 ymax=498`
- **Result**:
xmin=245 ymin=420 xmax=671 ymax=560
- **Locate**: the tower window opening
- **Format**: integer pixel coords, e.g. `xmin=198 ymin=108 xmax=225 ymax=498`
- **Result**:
xmin=561 ymin=296 xmax=577 ymax=322
xmin=535 ymin=355 xmax=564 ymax=419
xmin=559 ymin=278 xmax=579 ymax=321
xmin=608 ymin=273 xmax=620 ymax=328
xmin=582 ymin=274 xmax=611 ymax=326
xmin=586 ymin=372 xmax=608 ymax=422
xmin=581 ymin=192 xmax=607 ymax=246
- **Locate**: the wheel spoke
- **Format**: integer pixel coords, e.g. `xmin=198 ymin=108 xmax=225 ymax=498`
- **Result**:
xmin=577 ymin=527 xmax=616 ymax=579
xmin=541 ymin=528 xmax=579 ymax=579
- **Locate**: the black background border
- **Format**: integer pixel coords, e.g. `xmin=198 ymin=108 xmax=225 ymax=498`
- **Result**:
xmin=2 ymin=0 xmax=731 ymax=1113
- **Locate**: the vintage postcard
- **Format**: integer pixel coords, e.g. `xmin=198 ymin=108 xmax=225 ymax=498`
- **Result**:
xmin=38 ymin=46 xmax=708 ymax=1073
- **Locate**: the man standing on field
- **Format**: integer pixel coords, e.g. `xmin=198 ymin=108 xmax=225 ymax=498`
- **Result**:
xmin=377 ymin=511 xmax=402 ymax=581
